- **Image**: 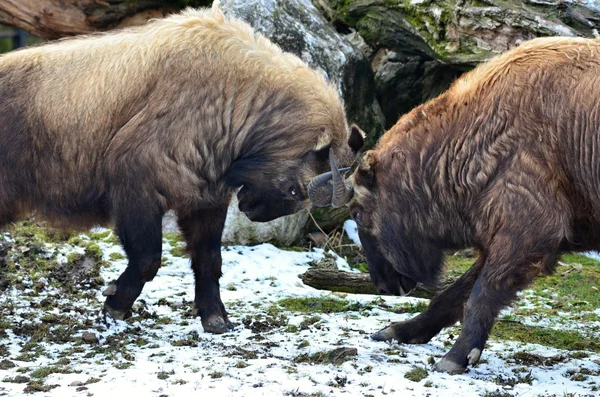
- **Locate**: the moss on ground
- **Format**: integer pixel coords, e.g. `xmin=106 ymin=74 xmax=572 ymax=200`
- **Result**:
xmin=277 ymin=296 xmax=367 ymax=314
xmin=404 ymin=365 xmax=429 ymax=382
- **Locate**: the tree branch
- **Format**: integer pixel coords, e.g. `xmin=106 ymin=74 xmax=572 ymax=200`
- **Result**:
xmin=0 ymin=0 xmax=200 ymax=39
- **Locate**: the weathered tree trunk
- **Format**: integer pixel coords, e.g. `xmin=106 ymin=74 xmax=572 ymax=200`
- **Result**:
xmin=0 ymin=0 xmax=210 ymax=40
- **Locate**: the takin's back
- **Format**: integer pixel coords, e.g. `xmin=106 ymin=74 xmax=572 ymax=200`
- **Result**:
xmin=440 ymin=37 xmax=600 ymax=208
xmin=0 ymin=6 xmax=346 ymax=227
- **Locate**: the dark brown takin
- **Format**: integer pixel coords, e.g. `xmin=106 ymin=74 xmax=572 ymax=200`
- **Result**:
xmin=0 ymin=4 xmax=363 ymax=334
xmin=309 ymin=36 xmax=600 ymax=374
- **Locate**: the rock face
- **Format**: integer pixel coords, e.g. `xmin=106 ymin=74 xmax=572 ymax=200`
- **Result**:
xmin=220 ymin=0 xmax=385 ymax=145
xmin=371 ymin=49 xmax=461 ymax=128
xmin=321 ymin=0 xmax=600 ymax=66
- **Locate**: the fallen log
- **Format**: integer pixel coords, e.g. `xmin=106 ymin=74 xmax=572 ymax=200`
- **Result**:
xmin=299 ymin=266 xmax=458 ymax=299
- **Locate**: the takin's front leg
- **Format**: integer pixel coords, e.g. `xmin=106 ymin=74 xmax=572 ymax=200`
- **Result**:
xmin=433 ymin=236 xmax=553 ymax=374
xmin=177 ymin=204 xmax=232 ymax=334
xmin=103 ymin=206 xmax=164 ymax=320
xmin=372 ymin=254 xmax=486 ymax=344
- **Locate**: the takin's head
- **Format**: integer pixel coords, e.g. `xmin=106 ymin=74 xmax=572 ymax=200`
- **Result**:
xmin=308 ymin=149 xmax=445 ymax=296
xmin=226 ymin=120 xmax=365 ymax=223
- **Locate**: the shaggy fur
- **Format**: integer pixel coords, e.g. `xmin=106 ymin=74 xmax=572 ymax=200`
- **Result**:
xmin=0 ymin=3 xmax=363 ymax=333
xmin=348 ymin=36 xmax=600 ymax=373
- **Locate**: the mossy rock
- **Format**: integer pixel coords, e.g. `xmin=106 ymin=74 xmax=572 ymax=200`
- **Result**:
xmin=320 ymin=0 xmax=600 ymax=66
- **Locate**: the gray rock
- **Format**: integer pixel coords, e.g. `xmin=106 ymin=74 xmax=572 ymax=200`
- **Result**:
xmin=163 ymin=202 xmax=309 ymax=246
xmin=372 ymin=49 xmax=461 ymax=128
xmin=81 ymin=332 xmax=99 ymax=345
xmin=221 ymin=196 xmax=309 ymax=246
xmin=69 ymin=381 xmax=85 ymax=387
xmin=0 ymin=360 xmax=15 ymax=370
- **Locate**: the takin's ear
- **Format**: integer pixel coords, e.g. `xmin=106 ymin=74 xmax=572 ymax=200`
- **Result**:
xmin=311 ymin=140 xmax=332 ymax=162
xmin=211 ymin=0 xmax=225 ymax=20
xmin=348 ymin=124 xmax=365 ymax=153
xmin=356 ymin=150 xmax=378 ymax=186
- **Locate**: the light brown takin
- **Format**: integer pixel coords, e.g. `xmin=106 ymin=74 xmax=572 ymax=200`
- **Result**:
xmin=309 ymin=36 xmax=600 ymax=373
xmin=0 ymin=3 xmax=364 ymax=334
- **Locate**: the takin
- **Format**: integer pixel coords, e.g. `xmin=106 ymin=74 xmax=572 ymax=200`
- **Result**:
xmin=0 ymin=4 xmax=364 ymax=334
xmin=309 ymin=36 xmax=600 ymax=374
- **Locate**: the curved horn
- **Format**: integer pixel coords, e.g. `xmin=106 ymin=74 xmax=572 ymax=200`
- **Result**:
xmin=308 ymin=170 xmax=334 ymax=207
xmin=329 ymin=149 xmax=354 ymax=207
xmin=307 ymin=154 xmax=351 ymax=207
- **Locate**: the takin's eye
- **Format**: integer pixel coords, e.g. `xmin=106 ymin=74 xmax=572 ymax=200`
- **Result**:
xmin=288 ymin=185 xmax=301 ymax=201
xmin=350 ymin=208 xmax=363 ymax=226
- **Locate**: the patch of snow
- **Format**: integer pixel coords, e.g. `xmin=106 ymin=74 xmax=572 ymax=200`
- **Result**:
xmin=1 ymin=231 xmax=600 ymax=396
xmin=344 ymin=219 xmax=361 ymax=247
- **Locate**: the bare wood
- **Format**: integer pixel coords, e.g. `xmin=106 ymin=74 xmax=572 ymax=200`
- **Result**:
xmin=0 ymin=0 xmax=180 ymax=40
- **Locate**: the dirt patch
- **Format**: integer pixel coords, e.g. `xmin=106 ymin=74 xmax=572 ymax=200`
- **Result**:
xmin=294 ymin=347 xmax=358 ymax=365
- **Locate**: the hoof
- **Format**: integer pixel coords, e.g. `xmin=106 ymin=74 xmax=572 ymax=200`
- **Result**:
xmin=103 ymin=301 xmax=132 ymax=321
xmin=371 ymin=326 xmax=396 ymax=342
xmin=433 ymin=357 xmax=467 ymax=375
xmin=102 ymin=282 xmax=117 ymax=296
xmin=467 ymin=348 xmax=481 ymax=365
xmin=201 ymin=314 xmax=234 ymax=334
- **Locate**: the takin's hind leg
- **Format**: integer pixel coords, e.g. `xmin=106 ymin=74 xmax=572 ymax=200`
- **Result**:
xmin=372 ymin=254 xmax=486 ymax=344
xmin=176 ymin=203 xmax=232 ymax=334
xmin=103 ymin=204 xmax=163 ymax=320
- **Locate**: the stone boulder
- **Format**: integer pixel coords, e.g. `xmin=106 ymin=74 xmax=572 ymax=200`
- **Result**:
xmin=162 ymin=200 xmax=310 ymax=247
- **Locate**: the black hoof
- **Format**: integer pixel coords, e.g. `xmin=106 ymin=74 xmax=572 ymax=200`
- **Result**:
xmin=201 ymin=314 xmax=235 ymax=334
xmin=103 ymin=300 xmax=132 ymax=321
xmin=371 ymin=327 xmax=396 ymax=342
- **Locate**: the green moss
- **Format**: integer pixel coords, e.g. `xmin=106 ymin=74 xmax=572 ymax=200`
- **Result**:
xmin=299 ymin=315 xmax=321 ymax=329
xmin=294 ymin=347 xmax=357 ymax=365
xmin=114 ymin=362 xmax=134 ymax=370
xmin=109 ymin=252 xmax=126 ymax=261
xmin=83 ymin=243 xmax=103 ymax=260
xmin=169 ymin=245 xmax=188 ymax=258
xmin=88 ymin=230 xmax=112 ymax=241
xmin=390 ymin=301 xmax=428 ymax=314
xmin=157 ymin=370 xmax=175 ymax=380
xmin=526 ymin=255 xmax=600 ymax=312
xmin=444 ymin=250 xmax=477 ymax=274
xmin=491 ymin=321 xmax=600 ymax=352
xmin=30 ymin=365 xmax=75 ymax=379
xmin=163 ymin=232 xmax=184 ymax=244
xmin=404 ymin=365 xmax=429 ymax=382
xmin=23 ymin=380 xmax=58 ymax=393
xmin=277 ymin=296 xmax=364 ymax=314
xmin=280 ymin=246 xmax=305 ymax=252
xmin=6 ymin=219 xmax=72 ymax=244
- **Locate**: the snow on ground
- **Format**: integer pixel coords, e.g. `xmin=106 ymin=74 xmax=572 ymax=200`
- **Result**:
xmin=1 ymin=229 xmax=600 ymax=396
